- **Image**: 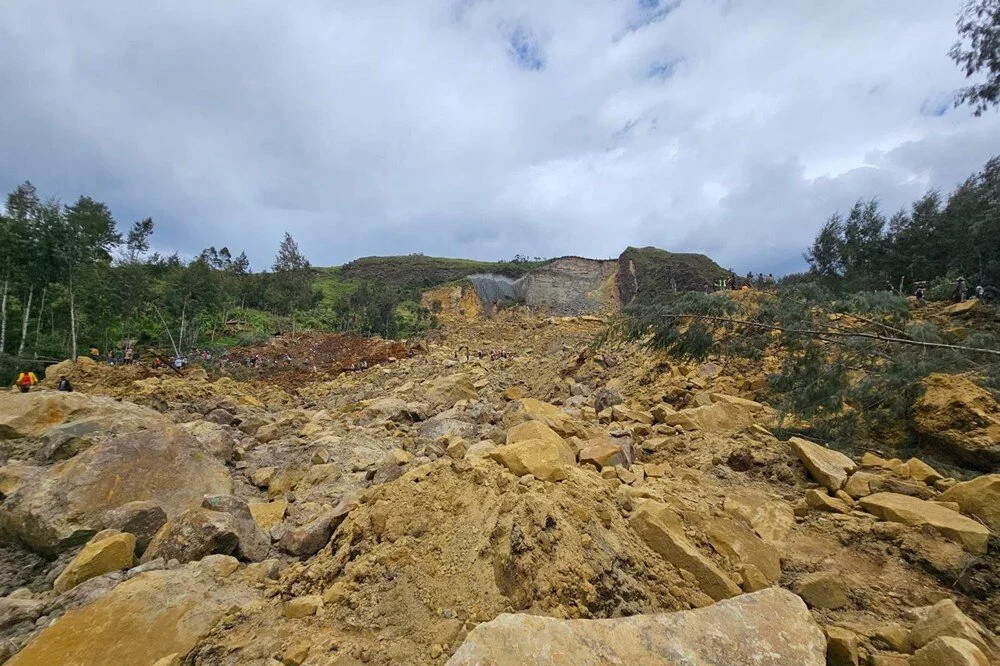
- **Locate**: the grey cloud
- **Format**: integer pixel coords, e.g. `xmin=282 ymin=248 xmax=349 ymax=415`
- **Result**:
xmin=1 ymin=0 xmax=998 ymax=274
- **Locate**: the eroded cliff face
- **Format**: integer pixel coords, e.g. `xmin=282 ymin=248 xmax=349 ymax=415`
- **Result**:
xmin=519 ymin=257 xmax=621 ymax=315
xmin=425 ymin=258 xmax=623 ymax=320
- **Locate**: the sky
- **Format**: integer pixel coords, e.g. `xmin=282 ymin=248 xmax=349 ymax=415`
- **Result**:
xmin=1 ymin=0 xmax=998 ymax=275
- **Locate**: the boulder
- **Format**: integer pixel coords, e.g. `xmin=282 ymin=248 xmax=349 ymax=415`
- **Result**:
xmin=629 ymin=501 xmax=741 ymax=601
xmin=5 ymin=563 xmax=256 ymax=666
xmin=657 ymin=402 xmax=750 ymax=433
xmin=703 ymin=518 xmax=781 ymax=585
xmin=844 ymin=471 xmax=881 ymax=499
xmin=359 ymin=397 xmax=424 ymax=424
xmin=423 ymin=373 xmax=478 ymax=408
xmin=788 ymin=437 xmax=856 ymax=491
xmin=446 ymin=588 xmax=825 ymax=665
xmin=200 ymin=495 xmax=271 ymax=561
xmin=909 ymin=598 xmax=992 ymax=656
xmin=100 ymin=501 xmax=168 ymax=555
xmin=278 ymin=499 xmax=354 ymax=557
xmin=249 ymin=500 xmax=288 ymax=532
xmin=140 ymin=509 xmax=241 ymax=564
xmin=284 ymin=595 xmax=323 ymax=618
xmin=905 ymin=458 xmax=943 ymax=484
xmin=178 ymin=420 xmax=235 ymax=461
xmin=804 ymin=489 xmax=851 ymax=514
xmin=938 ymin=474 xmax=1000 ymax=532
xmin=0 ymin=391 xmax=166 ymax=441
xmin=911 ymin=636 xmax=989 ymax=666
xmin=417 ymin=416 xmax=477 ymax=443
xmin=859 ymin=493 xmax=990 ymax=554
xmin=489 ymin=438 xmax=575 ymax=482
xmin=505 ymin=421 xmax=565 ymax=448
xmin=577 ymin=437 xmax=634 ymax=471
xmin=0 ymin=597 xmax=47 ymax=630
xmin=793 ymin=571 xmax=849 ymax=610
xmin=709 ymin=393 xmax=764 ymax=412
xmin=0 ymin=427 xmax=232 ymax=555
xmin=912 ymin=373 xmax=1000 ymax=471
xmin=825 ymin=626 xmax=860 ymax=666
xmin=593 ymin=387 xmax=623 ymax=413
xmin=610 ymin=405 xmax=653 ymax=425
xmin=722 ymin=495 xmax=795 ymax=545
xmin=53 ymin=531 xmax=136 ymax=593
xmin=502 ymin=398 xmax=588 ymax=439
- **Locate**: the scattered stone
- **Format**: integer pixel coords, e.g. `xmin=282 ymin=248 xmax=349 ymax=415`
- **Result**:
xmin=140 ymin=508 xmax=241 ymax=564
xmin=54 ymin=531 xmax=136 ymax=593
xmin=859 ymin=493 xmax=990 ymax=554
xmin=0 ymin=598 xmax=47 ymax=631
xmin=284 ymin=595 xmax=322 ymax=619
xmin=794 ymin=571 xmax=849 ymax=610
xmin=938 ymin=474 xmax=1000 ymax=532
xmin=826 ymin=625 xmax=860 ymax=666
xmin=577 ymin=437 xmax=633 ymax=470
xmin=844 ymin=472 xmax=881 ymax=499
xmin=250 ymin=467 xmax=278 ymax=488
xmin=248 ymin=500 xmax=288 ymax=532
xmin=805 ymin=489 xmax=851 ymax=514
xmin=282 ymin=641 xmax=312 ymax=666
xmin=446 ymin=588 xmax=825 ymax=665
xmin=502 ymin=398 xmax=588 ymax=439
xmin=100 ymin=501 xmax=168 ymax=556
xmin=905 ymin=458 xmax=943 ymax=484
xmin=788 ymin=437 xmax=856 ymax=491
xmin=913 ymin=372 xmax=1000 ymax=471
xmin=489 ymin=438 xmax=575 ymax=482
xmin=909 ymin=598 xmax=992 ymax=656
xmin=873 ymin=622 xmax=912 ymax=653
xmin=630 ymin=501 xmax=741 ymax=601
xmin=910 ymin=636 xmax=990 ymax=666
xmin=610 ymin=404 xmax=653 ymax=425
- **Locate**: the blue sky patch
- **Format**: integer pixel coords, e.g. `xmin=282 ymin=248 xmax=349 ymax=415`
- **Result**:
xmin=920 ymin=93 xmax=951 ymax=117
xmin=507 ymin=25 xmax=545 ymax=71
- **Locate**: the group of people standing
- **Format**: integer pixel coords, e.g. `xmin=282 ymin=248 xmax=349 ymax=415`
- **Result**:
xmin=13 ymin=371 xmax=71 ymax=393
xmin=712 ymin=272 xmax=776 ymax=292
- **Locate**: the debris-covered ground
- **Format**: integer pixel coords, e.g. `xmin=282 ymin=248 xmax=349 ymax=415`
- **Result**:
xmin=1 ymin=305 xmax=998 ymax=665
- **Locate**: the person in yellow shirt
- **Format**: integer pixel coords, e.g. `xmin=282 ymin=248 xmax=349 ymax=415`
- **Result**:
xmin=15 ymin=371 xmax=38 ymax=393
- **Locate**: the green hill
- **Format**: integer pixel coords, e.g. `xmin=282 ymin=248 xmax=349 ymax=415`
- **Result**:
xmin=619 ymin=246 xmax=728 ymax=306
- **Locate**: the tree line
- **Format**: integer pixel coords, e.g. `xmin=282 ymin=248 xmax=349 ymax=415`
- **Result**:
xmin=0 ymin=182 xmax=315 ymax=377
xmin=803 ymin=156 xmax=1000 ymax=296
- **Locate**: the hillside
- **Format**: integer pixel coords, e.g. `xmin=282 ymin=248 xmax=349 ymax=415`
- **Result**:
xmin=620 ymin=246 xmax=730 ymax=306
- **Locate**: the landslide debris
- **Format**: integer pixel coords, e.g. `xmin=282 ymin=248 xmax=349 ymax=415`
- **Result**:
xmin=0 ymin=305 xmax=998 ymax=666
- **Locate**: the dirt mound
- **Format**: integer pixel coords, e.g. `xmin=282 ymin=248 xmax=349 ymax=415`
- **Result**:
xmin=225 ymin=332 xmax=409 ymax=391
xmin=913 ymin=373 xmax=1000 ymax=471
xmin=189 ymin=459 xmax=700 ymax=665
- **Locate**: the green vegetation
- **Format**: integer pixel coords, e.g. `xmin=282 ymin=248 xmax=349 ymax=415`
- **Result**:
xmin=618 ymin=156 xmax=1000 ymax=470
xmin=951 ymin=0 xmax=1000 ymax=116
xmin=620 ymin=246 xmax=728 ymax=306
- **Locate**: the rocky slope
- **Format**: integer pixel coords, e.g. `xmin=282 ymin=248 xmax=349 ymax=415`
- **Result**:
xmin=0 ymin=307 xmax=997 ymax=666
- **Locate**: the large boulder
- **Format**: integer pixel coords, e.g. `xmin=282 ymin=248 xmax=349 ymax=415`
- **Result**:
xmin=502 ymin=398 xmax=589 ymax=439
xmin=423 ymin=373 xmax=478 ymax=408
xmin=100 ymin=501 xmax=168 ymax=556
xmin=629 ymin=500 xmax=741 ymax=601
xmin=0 ymin=427 xmax=233 ymax=555
xmin=5 ymin=560 xmax=256 ymax=666
xmin=657 ymin=402 xmax=751 ymax=433
xmin=446 ymin=588 xmax=825 ymax=665
xmin=200 ymin=495 xmax=271 ymax=562
xmin=938 ymin=474 xmax=1000 ymax=533
xmin=859 ymin=493 xmax=990 ymax=554
xmin=909 ymin=598 xmax=994 ymax=656
xmin=578 ymin=437 xmax=634 ymax=470
xmin=912 ymin=373 xmax=1000 ymax=471
xmin=788 ymin=437 xmax=856 ymax=491
xmin=0 ymin=391 xmax=167 ymax=441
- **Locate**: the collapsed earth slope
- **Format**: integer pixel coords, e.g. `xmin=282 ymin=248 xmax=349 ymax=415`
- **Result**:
xmin=0 ymin=305 xmax=997 ymax=666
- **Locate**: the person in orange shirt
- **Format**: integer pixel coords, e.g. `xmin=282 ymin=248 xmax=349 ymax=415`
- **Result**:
xmin=15 ymin=371 xmax=38 ymax=393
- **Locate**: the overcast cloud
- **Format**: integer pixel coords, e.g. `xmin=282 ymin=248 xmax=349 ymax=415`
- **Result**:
xmin=1 ymin=0 xmax=998 ymax=274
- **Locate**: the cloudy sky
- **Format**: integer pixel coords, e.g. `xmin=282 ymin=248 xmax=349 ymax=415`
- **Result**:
xmin=1 ymin=1 xmax=998 ymax=274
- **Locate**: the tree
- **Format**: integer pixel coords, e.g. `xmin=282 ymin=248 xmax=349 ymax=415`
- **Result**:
xmin=951 ymin=0 xmax=1000 ymax=115
xmin=805 ymin=215 xmax=844 ymax=279
xmin=270 ymin=232 xmax=314 ymax=314
xmin=123 ymin=218 xmax=154 ymax=264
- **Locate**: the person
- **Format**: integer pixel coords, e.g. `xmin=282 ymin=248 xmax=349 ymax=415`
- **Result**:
xmin=976 ymin=284 xmax=985 ymax=301
xmin=124 ymin=347 xmax=134 ymax=364
xmin=89 ymin=347 xmax=100 ymax=361
xmin=15 ymin=370 xmax=38 ymax=393
xmin=956 ymin=277 xmax=968 ymax=302
xmin=914 ymin=287 xmax=925 ymax=307
xmin=57 ymin=375 xmax=73 ymax=392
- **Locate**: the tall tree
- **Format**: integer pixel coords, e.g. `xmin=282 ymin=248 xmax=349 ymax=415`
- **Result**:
xmin=952 ymin=0 xmax=1000 ymax=115
xmin=270 ymin=232 xmax=314 ymax=314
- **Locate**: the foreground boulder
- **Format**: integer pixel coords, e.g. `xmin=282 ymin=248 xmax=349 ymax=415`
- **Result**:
xmin=502 ymin=398 xmax=588 ymax=439
xmin=0 ymin=428 xmax=232 ymax=555
xmin=489 ymin=438 xmax=575 ymax=482
xmin=446 ymin=588 xmax=825 ymax=665
xmin=0 ymin=391 xmax=166 ymax=441
xmin=912 ymin=373 xmax=1000 ymax=470
xmin=6 ymin=560 xmax=255 ymax=666
xmin=859 ymin=492 xmax=990 ymax=554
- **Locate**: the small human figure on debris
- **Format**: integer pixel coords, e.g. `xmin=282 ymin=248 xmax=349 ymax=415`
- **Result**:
xmin=89 ymin=347 xmax=100 ymax=362
xmin=975 ymin=284 xmax=985 ymax=301
xmin=57 ymin=375 xmax=73 ymax=392
xmin=124 ymin=347 xmax=134 ymax=364
xmin=914 ymin=287 xmax=925 ymax=307
xmin=766 ymin=273 xmax=775 ymax=288
xmin=15 ymin=370 xmax=38 ymax=393
xmin=957 ymin=277 xmax=968 ymax=302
